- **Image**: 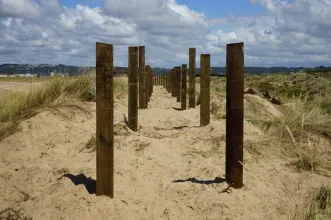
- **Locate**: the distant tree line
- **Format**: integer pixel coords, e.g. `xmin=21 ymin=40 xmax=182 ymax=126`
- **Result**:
xmin=1 ymin=64 xmax=330 ymax=76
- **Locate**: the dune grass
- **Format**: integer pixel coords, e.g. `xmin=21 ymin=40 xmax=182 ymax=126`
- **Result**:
xmin=0 ymin=75 xmax=94 ymax=141
xmin=209 ymin=74 xmax=331 ymax=219
xmin=245 ymin=74 xmax=331 ymax=177
xmin=0 ymin=74 xmax=130 ymax=141
xmin=0 ymin=76 xmax=49 ymax=83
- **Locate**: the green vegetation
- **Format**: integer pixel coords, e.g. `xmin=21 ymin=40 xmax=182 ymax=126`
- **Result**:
xmin=0 ymin=75 xmax=94 ymax=141
xmin=0 ymin=74 xmax=130 ymax=141
xmin=210 ymin=73 xmax=331 ymax=177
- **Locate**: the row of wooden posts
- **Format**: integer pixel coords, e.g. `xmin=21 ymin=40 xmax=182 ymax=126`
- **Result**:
xmin=96 ymin=42 xmax=244 ymax=198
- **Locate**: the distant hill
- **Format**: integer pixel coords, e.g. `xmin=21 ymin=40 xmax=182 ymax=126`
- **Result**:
xmin=1 ymin=64 xmax=330 ymax=76
xmin=0 ymin=64 xmax=93 ymax=76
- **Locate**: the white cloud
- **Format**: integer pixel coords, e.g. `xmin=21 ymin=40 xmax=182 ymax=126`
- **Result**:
xmin=0 ymin=0 xmax=331 ymax=67
xmin=0 ymin=0 xmax=41 ymax=19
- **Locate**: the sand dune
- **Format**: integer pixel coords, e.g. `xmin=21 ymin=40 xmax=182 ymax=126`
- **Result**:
xmin=0 ymin=86 xmax=330 ymax=220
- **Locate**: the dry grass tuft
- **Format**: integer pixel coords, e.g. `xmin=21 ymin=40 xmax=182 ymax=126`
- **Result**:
xmin=0 ymin=75 xmax=94 ymax=141
xmin=297 ymin=185 xmax=331 ymax=220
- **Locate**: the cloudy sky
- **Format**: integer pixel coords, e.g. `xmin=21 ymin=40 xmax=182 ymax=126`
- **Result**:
xmin=0 ymin=0 xmax=330 ymax=67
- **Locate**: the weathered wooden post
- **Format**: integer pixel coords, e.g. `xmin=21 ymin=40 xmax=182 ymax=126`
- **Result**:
xmin=146 ymin=65 xmax=152 ymax=103
xmin=181 ymin=64 xmax=187 ymax=110
xmin=200 ymin=54 xmax=210 ymax=126
xmin=168 ymin=72 xmax=171 ymax=93
xmin=128 ymin=46 xmax=138 ymax=131
xmin=166 ymin=73 xmax=168 ymax=90
xmin=175 ymin=66 xmax=181 ymax=102
xmin=189 ymin=48 xmax=196 ymax=108
xmin=96 ymin=42 xmax=114 ymax=197
xmin=161 ymin=73 xmax=163 ymax=86
xmin=139 ymin=46 xmax=146 ymax=109
xmin=226 ymin=42 xmax=244 ymax=188
xmin=162 ymin=73 xmax=164 ymax=87
xmin=166 ymin=73 xmax=169 ymax=92
xmin=151 ymin=69 xmax=154 ymax=95
xmin=145 ymin=65 xmax=150 ymax=103
xmin=171 ymin=68 xmax=175 ymax=97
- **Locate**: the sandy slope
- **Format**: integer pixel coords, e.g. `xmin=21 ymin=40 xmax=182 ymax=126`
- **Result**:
xmin=0 ymin=86 xmax=330 ymax=220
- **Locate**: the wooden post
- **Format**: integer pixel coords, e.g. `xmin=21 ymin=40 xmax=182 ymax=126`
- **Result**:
xmin=166 ymin=73 xmax=168 ymax=92
xmin=96 ymin=42 xmax=114 ymax=197
xmin=181 ymin=64 xmax=187 ymax=110
xmin=146 ymin=65 xmax=152 ymax=103
xmin=145 ymin=65 xmax=150 ymax=104
xmin=189 ymin=48 xmax=196 ymax=108
xmin=168 ymin=71 xmax=171 ymax=93
xmin=151 ymin=69 xmax=154 ymax=95
xmin=171 ymin=68 xmax=175 ymax=97
xmin=128 ymin=46 xmax=138 ymax=131
xmin=162 ymin=74 xmax=164 ymax=87
xmin=138 ymin=46 xmax=146 ymax=109
xmin=226 ymin=42 xmax=244 ymax=188
xmin=200 ymin=54 xmax=210 ymax=126
xmin=165 ymin=73 xmax=168 ymax=91
xmin=175 ymin=66 xmax=181 ymax=102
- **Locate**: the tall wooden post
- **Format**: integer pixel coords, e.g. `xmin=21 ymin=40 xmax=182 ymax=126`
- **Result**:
xmin=151 ymin=69 xmax=154 ymax=95
xmin=138 ymin=46 xmax=146 ymax=109
xmin=175 ymin=66 xmax=181 ymax=102
xmin=171 ymin=68 xmax=175 ymax=97
xmin=181 ymin=64 xmax=187 ymax=110
xmin=150 ymin=67 xmax=153 ymax=97
xmin=160 ymin=73 xmax=164 ymax=87
xmin=128 ymin=46 xmax=138 ymax=131
xmin=166 ymin=73 xmax=169 ymax=92
xmin=189 ymin=48 xmax=196 ymax=108
xmin=166 ymin=73 xmax=169 ymax=91
xmin=169 ymin=72 xmax=171 ymax=92
xmin=96 ymin=42 xmax=114 ymax=197
xmin=226 ymin=42 xmax=244 ymax=188
xmin=200 ymin=54 xmax=210 ymax=126
xmin=146 ymin=65 xmax=152 ymax=103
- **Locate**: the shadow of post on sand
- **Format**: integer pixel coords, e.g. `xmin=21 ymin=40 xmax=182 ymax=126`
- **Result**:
xmin=172 ymin=177 xmax=226 ymax=185
xmin=63 ymin=173 xmax=96 ymax=194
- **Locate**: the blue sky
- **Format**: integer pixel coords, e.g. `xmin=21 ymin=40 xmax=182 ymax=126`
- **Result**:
xmin=177 ymin=0 xmax=267 ymax=17
xmin=1 ymin=0 xmax=331 ymax=67
xmin=60 ymin=0 xmax=268 ymax=18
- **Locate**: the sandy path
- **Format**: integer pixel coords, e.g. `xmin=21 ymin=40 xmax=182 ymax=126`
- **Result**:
xmin=0 ymin=86 xmax=329 ymax=220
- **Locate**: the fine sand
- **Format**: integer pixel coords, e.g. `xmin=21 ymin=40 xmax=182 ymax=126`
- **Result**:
xmin=0 ymin=85 xmax=330 ymax=220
